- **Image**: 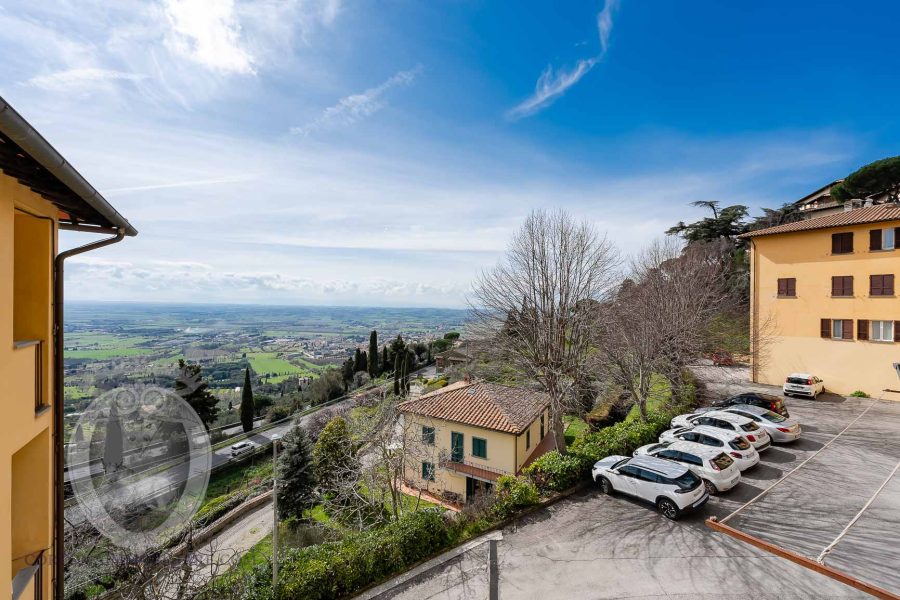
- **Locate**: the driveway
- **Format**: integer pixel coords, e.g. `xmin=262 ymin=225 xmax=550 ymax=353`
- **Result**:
xmin=377 ymin=370 xmax=900 ymax=599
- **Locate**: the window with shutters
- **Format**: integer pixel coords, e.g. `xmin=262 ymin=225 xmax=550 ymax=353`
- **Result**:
xmin=777 ymin=278 xmax=796 ymax=297
xmin=831 ymin=276 xmax=853 ymax=297
xmin=832 ymin=232 xmax=853 ymax=254
xmin=422 ymin=426 xmax=435 ymax=445
xmin=421 ymin=461 xmax=435 ymax=481
xmin=870 ymin=227 xmax=897 ymax=251
xmin=472 ymin=437 xmax=487 ymax=459
xmin=829 ymin=319 xmax=853 ymax=340
xmin=870 ymin=274 xmax=895 ymax=296
xmin=871 ymin=321 xmax=895 ymax=342
xmin=526 ymin=429 xmax=531 ymax=449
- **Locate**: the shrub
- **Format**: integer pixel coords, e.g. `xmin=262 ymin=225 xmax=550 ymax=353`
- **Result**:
xmin=492 ymin=475 xmax=539 ymax=519
xmin=271 ymin=509 xmax=450 ymax=600
xmin=523 ymin=451 xmax=583 ymax=493
xmin=850 ymin=390 xmax=870 ymax=398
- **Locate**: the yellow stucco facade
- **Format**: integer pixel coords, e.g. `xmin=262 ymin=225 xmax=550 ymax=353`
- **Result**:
xmin=749 ymin=217 xmax=900 ymax=398
xmin=401 ymin=406 xmax=551 ymax=502
xmin=1 ymin=173 xmax=57 ymax=600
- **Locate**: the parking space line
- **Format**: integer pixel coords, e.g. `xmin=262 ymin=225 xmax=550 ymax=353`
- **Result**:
xmin=718 ymin=396 xmax=880 ymax=526
xmin=816 ymin=457 xmax=900 ymax=564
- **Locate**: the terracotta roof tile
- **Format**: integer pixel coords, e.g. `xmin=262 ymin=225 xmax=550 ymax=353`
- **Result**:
xmin=398 ymin=381 xmax=549 ymax=434
xmin=740 ymin=204 xmax=900 ymax=238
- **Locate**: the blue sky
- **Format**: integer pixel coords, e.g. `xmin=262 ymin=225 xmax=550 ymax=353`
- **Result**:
xmin=2 ymin=0 xmax=898 ymax=307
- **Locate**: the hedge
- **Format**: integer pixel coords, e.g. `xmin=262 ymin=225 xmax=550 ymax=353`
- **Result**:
xmin=272 ymin=509 xmax=450 ymax=600
xmin=523 ymin=451 xmax=583 ymax=494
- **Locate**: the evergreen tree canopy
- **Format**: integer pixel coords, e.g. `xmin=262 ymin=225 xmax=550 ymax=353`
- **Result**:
xmin=312 ymin=416 xmax=354 ymax=494
xmin=175 ymin=359 xmax=219 ymax=430
xmin=831 ymin=156 xmax=900 ymax=203
xmin=353 ymin=348 xmax=364 ymax=372
xmin=367 ymin=330 xmax=379 ymax=377
xmin=277 ymin=424 xmax=316 ymax=520
xmin=666 ymin=201 xmax=749 ymax=245
xmin=240 ymin=367 xmax=255 ymax=433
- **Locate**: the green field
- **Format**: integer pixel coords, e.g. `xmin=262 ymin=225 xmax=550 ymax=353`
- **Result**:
xmin=65 ymin=332 xmax=155 ymax=359
xmin=66 ymin=347 xmax=156 ymax=359
xmin=246 ymin=351 xmax=322 ymax=382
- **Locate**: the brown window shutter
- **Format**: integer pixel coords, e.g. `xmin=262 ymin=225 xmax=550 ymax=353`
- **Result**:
xmin=787 ymin=278 xmax=796 ymax=296
xmin=846 ymin=276 xmax=853 ymax=295
xmin=842 ymin=319 xmax=853 ymax=340
xmin=832 ymin=233 xmax=840 ymax=254
xmin=886 ymin=274 xmax=895 ymax=295
xmin=821 ymin=318 xmax=831 ymax=338
xmin=777 ymin=279 xmax=785 ymax=296
xmin=846 ymin=233 xmax=854 ymax=253
xmin=871 ymin=275 xmax=882 ymax=296
xmin=858 ymin=319 xmax=869 ymax=341
xmin=831 ymin=276 xmax=840 ymax=296
xmin=895 ymin=321 xmax=900 ymax=342
xmin=870 ymin=229 xmax=882 ymax=251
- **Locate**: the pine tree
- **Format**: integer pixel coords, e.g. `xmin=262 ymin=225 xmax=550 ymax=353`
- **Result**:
xmin=313 ymin=417 xmax=354 ymax=495
xmin=368 ymin=330 xmax=379 ymax=377
xmin=240 ymin=367 xmax=255 ymax=433
xmin=277 ymin=424 xmax=316 ymax=521
xmin=175 ymin=359 xmax=219 ymax=430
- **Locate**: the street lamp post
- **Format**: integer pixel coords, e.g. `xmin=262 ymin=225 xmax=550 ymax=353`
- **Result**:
xmin=272 ymin=433 xmax=281 ymax=589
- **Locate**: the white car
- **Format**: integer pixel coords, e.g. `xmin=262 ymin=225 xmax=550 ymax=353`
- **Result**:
xmin=659 ymin=425 xmax=760 ymax=471
xmin=634 ymin=441 xmax=741 ymax=494
xmin=592 ymin=454 xmax=709 ymax=520
xmin=783 ymin=373 xmax=824 ymax=398
xmin=705 ymin=404 xmax=802 ymax=443
xmin=230 ymin=440 xmax=254 ymax=457
xmin=670 ymin=410 xmax=771 ymax=452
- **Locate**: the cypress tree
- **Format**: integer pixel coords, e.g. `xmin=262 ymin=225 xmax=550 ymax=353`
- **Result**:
xmin=353 ymin=348 xmax=363 ymax=372
xmin=393 ymin=353 xmax=401 ymax=396
xmin=368 ymin=330 xmax=379 ymax=377
xmin=382 ymin=346 xmax=390 ymax=373
xmin=240 ymin=367 xmax=255 ymax=433
xmin=175 ymin=359 xmax=220 ymax=430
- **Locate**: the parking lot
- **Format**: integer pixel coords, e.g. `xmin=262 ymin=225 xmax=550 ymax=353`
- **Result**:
xmin=380 ymin=369 xmax=900 ymax=599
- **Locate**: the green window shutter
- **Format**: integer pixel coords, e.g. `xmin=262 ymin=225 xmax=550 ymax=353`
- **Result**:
xmin=472 ymin=437 xmax=487 ymax=459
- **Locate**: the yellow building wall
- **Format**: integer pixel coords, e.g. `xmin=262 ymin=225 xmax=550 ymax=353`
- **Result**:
xmin=1 ymin=173 xmax=57 ymax=599
xmin=751 ymin=219 xmax=900 ymax=397
xmin=402 ymin=408 xmax=549 ymax=500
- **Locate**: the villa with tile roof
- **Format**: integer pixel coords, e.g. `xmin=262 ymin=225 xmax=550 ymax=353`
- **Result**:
xmin=398 ymin=380 xmax=554 ymax=503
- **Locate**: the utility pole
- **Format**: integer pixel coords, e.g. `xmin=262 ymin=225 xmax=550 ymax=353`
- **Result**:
xmin=272 ymin=433 xmax=281 ymax=589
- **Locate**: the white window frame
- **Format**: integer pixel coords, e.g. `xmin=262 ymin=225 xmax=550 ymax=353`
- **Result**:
xmin=832 ymin=320 xmax=843 ymax=339
xmin=871 ymin=320 xmax=894 ymax=342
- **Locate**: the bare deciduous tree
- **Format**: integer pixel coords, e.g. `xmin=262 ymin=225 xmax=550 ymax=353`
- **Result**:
xmin=596 ymin=238 xmax=736 ymax=420
xmin=470 ymin=208 xmax=619 ymax=452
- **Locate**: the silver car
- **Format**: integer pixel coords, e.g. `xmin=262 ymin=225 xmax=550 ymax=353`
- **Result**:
xmin=702 ymin=404 xmax=801 ymax=442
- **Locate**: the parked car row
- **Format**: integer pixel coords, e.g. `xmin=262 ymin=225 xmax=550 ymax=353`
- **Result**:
xmin=591 ymin=393 xmax=803 ymax=520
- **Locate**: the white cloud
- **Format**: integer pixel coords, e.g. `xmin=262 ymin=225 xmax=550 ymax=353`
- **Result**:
xmin=291 ymin=66 xmax=422 ymax=135
xmin=25 ymin=68 xmax=147 ymax=92
xmin=507 ymin=0 xmax=619 ymax=120
xmin=163 ymin=0 xmax=256 ymax=75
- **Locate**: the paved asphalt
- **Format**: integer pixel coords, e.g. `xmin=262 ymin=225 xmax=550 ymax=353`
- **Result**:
xmin=379 ymin=368 xmax=900 ymax=599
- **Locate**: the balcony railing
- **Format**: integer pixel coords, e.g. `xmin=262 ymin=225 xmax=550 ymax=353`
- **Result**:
xmin=439 ymin=454 xmax=511 ymax=481
xmin=13 ymin=339 xmax=45 ymax=413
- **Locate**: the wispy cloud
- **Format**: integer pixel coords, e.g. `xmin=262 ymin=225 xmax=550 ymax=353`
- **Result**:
xmin=102 ymin=175 xmax=257 ymax=196
xmin=25 ymin=67 xmax=147 ymax=92
xmin=163 ymin=0 xmax=256 ymax=75
xmin=507 ymin=0 xmax=619 ymax=120
xmin=290 ymin=65 xmax=422 ymax=136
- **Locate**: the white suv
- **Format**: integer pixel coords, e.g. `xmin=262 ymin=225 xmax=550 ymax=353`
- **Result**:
xmin=230 ymin=440 xmax=254 ymax=457
xmin=671 ymin=410 xmax=771 ymax=452
xmin=634 ymin=441 xmax=741 ymax=494
xmin=658 ymin=425 xmax=760 ymax=471
xmin=783 ymin=373 xmax=824 ymax=398
xmin=592 ymin=454 xmax=709 ymax=520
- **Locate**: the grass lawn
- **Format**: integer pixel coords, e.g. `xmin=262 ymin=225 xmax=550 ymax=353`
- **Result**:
xmin=247 ymin=351 xmax=320 ymax=382
xmin=231 ymin=532 xmax=273 ymax=576
xmin=625 ymin=374 xmax=672 ymax=421
xmin=198 ymin=460 xmax=273 ymax=519
xmin=563 ymin=415 xmax=590 ymax=445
